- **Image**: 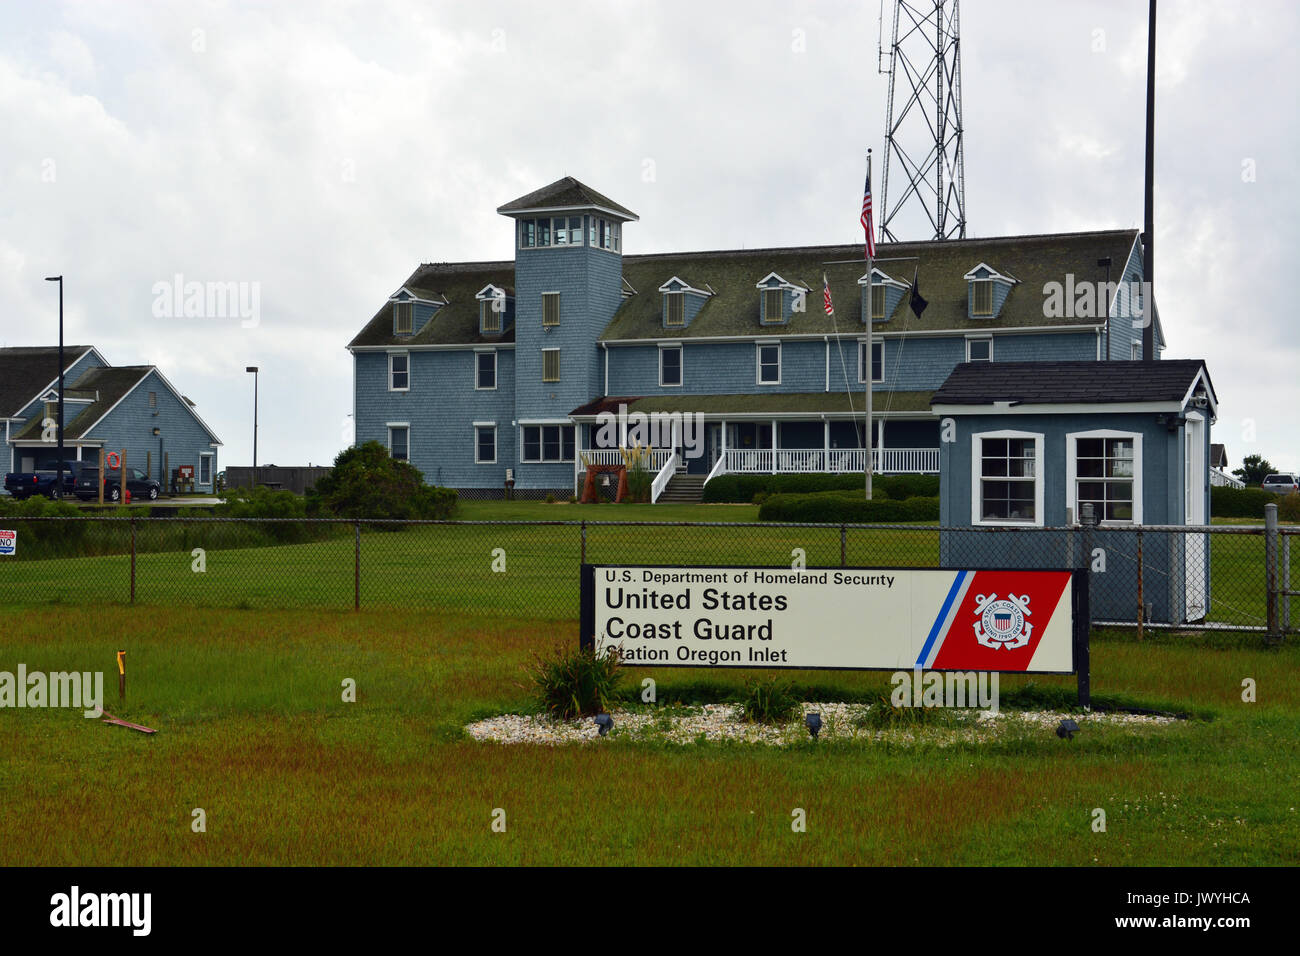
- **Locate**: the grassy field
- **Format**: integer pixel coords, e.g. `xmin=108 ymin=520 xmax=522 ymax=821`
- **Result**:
xmin=0 ymin=605 xmax=1296 ymax=866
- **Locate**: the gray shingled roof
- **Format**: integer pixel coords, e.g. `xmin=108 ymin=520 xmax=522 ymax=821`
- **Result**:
xmin=605 ymin=230 xmax=1141 ymax=341
xmin=0 ymin=346 xmax=95 ymax=417
xmin=348 ymin=229 xmax=1149 ymax=350
xmin=930 ymin=359 xmax=1212 ymax=406
xmin=348 ymin=261 xmax=518 ymax=349
xmin=11 ymin=366 xmax=152 ymax=440
xmin=496 ymin=176 xmax=638 ymax=220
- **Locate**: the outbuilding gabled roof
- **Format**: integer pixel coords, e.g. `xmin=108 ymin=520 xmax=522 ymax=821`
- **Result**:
xmin=930 ymin=359 xmax=1214 ymax=408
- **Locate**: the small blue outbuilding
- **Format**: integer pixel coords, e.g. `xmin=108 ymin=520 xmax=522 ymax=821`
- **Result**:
xmin=931 ymin=360 xmax=1217 ymax=624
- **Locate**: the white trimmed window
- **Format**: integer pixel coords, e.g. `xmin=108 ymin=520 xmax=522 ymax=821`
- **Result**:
xmin=971 ymin=279 xmax=993 ymax=317
xmin=966 ymin=337 xmax=993 ymax=362
xmin=521 ymin=424 xmax=575 ymax=463
xmin=858 ymin=340 xmax=883 ymax=383
xmin=541 ymin=349 xmax=560 ymax=382
xmin=1067 ymin=430 xmax=1142 ymax=524
xmin=199 ymin=453 xmax=213 ymax=486
xmin=1130 ymin=341 xmax=1141 ymax=360
xmin=972 ymin=431 xmax=1043 ymax=526
xmin=389 ymin=352 xmax=409 ymax=391
xmin=475 ymin=425 xmax=497 ymax=464
xmin=756 ymin=342 xmax=781 ymax=385
xmin=659 ymin=345 xmax=682 ymax=387
xmin=388 ymin=424 xmax=410 ymax=461
xmin=542 ymin=292 xmax=561 ymax=328
xmin=475 ymin=350 xmax=497 ymax=390
xmin=871 ymin=284 xmax=886 ymax=320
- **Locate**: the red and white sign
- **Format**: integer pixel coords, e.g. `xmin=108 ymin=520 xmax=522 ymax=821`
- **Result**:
xmin=584 ymin=565 xmax=1079 ymax=674
xmin=0 ymin=529 xmax=15 ymax=556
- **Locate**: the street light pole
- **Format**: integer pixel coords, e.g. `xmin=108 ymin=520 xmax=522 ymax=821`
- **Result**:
xmin=44 ymin=275 xmax=64 ymax=499
xmin=246 ymin=366 xmax=259 ymax=489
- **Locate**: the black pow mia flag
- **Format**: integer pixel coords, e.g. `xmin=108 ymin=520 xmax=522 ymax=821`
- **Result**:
xmin=909 ymin=266 xmax=928 ymax=319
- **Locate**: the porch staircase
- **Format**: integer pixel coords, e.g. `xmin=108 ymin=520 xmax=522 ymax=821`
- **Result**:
xmin=656 ymin=474 xmax=707 ymax=504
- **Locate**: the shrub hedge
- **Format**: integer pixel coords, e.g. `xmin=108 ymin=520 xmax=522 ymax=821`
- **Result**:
xmin=758 ymin=490 xmax=940 ymax=523
xmin=703 ymin=472 xmax=939 ymax=503
xmin=1210 ymin=485 xmax=1283 ymax=518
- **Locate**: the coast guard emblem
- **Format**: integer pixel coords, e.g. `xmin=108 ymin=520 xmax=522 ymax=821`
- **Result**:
xmin=973 ymin=592 xmax=1033 ymax=649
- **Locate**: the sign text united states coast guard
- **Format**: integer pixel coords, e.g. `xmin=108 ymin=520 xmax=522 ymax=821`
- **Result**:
xmin=581 ymin=565 xmax=1082 ymax=674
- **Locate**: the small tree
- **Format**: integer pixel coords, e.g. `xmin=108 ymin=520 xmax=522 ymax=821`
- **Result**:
xmin=1232 ymin=454 xmax=1277 ymax=487
xmin=307 ymin=441 xmax=457 ymax=520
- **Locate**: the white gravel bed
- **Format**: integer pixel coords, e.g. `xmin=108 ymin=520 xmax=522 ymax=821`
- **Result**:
xmin=465 ymin=703 xmax=1179 ymax=746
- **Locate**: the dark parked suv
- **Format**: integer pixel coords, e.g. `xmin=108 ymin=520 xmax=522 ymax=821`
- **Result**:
xmin=75 ymin=466 xmax=162 ymax=502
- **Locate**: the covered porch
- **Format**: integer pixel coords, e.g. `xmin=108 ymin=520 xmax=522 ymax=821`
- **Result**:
xmin=570 ymin=391 xmax=940 ymax=501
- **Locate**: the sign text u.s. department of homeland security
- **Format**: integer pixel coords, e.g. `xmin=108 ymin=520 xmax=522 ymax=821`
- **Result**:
xmin=582 ymin=565 xmax=1081 ymax=674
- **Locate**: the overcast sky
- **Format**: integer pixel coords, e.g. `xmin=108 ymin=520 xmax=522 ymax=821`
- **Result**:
xmin=3 ymin=0 xmax=1296 ymax=473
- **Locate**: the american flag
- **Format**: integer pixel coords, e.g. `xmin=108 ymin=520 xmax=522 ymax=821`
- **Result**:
xmin=823 ymin=273 xmax=834 ymax=316
xmin=861 ymin=167 xmax=876 ymax=259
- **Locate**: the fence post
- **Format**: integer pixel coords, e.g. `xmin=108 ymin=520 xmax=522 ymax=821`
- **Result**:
xmin=1135 ymin=528 xmax=1144 ymax=641
xmin=354 ymin=519 xmax=361 ymax=611
xmin=1079 ymin=503 xmax=1096 ymax=627
xmin=581 ymin=520 xmax=587 ymax=565
xmin=129 ymin=517 xmax=136 ymax=604
xmin=1265 ymin=503 xmax=1280 ymax=642
xmin=840 ymin=524 xmax=847 ymax=567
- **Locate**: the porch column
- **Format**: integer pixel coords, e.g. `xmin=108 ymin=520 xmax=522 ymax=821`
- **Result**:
xmin=823 ymin=420 xmax=829 ymax=471
xmin=878 ymin=418 xmax=885 ymax=473
xmin=771 ymin=419 xmax=777 ymax=474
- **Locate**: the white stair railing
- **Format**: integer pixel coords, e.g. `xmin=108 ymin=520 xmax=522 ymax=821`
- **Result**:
xmin=650 ymin=452 xmax=680 ymax=504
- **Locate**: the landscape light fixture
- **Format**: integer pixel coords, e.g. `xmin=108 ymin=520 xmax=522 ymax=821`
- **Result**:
xmin=594 ymin=713 xmax=614 ymax=737
xmin=805 ymin=712 xmax=822 ymax=739
xmin=1056 ymin=718 xmax=1080 ymax=741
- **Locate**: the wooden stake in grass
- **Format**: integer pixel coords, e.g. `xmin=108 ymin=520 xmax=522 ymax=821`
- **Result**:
xmin=117 ymin=649 xmax=126 ymax=701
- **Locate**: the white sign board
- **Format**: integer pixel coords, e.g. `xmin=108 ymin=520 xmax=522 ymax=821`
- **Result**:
xmin=582 ymin=565 xmax=1081 ymax=674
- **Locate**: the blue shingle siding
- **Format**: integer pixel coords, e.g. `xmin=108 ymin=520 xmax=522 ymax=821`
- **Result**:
xmin=514 ymin=245 xmax=619 ymax=423
xmin=994 ymin=331 xmax=1097 ymax=362
xmin=936 ymin=410 xmax=1208 ymax=623
xmin=85 ymin=371 xmax=219 ymax=490
xmin=1105 ymin=240 xmax=1150 ymax=359
xmin=354 ymin=348 xmax=518 ymax=488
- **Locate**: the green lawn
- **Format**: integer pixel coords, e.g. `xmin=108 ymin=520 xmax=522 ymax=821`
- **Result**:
xmin=0 ymin=606 xmax=1295 ymax=866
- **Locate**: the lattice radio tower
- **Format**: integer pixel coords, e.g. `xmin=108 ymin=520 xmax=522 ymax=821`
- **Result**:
xmin=877 ymin=0 xmax=966 ymax=241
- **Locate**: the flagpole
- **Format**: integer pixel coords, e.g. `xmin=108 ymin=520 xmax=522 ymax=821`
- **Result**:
xmin=865 ymin=149 xmax=874 ymax=501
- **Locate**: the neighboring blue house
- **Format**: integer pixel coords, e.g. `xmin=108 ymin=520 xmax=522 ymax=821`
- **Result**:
xmin=347 ymin=176 xmax=1167 ymax=499
xmin=931 ymin=360 xmax=1217 ymax=624
xmin=0 ymin=345 xmax=223 ymax=495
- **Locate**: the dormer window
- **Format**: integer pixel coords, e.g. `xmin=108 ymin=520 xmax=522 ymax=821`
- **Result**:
xmin=762 ymin=289 xmax=784 ymax=324
xmin=480 ymin=299 xmax=502 ymax=333
xmin=871 ymin=285 xmax=886 ymax=320
xmin=665 ymin=292 xmax=684 ymax=327
xmin=857 ymin=268 xmax=908 ymax=323
xmin=394 ymin=301 xmax=413 ymax=334
xmin=963 ymin=264 xmax=1018 ymax=319
xmin=474 ymin=284 xmax=512 ymax=335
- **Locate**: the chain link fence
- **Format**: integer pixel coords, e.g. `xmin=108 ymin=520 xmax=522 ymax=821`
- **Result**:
xmin=0 ymin=516 xmax=1294 ymax=637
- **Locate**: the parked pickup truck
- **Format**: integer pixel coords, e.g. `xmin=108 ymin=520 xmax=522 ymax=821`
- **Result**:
xmin=3 ymin=462 xmax=84 ymax=500
xmin=74 ymin=466 xmax=161 ymax=502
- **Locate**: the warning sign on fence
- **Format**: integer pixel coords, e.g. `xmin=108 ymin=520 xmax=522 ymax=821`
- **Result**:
xmin=0 ymin=530 xmax=15 ymax=556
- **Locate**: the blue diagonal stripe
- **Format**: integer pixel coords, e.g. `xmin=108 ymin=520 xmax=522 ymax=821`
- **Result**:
xmin=916 ymin=570 xmax=968 ymax=668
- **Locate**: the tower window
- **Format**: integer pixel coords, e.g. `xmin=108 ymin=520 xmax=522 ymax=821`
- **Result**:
xmin=542 ymin=292 xmax=561 ymax=327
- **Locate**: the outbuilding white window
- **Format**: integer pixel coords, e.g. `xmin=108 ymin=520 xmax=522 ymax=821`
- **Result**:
xmin=1066 ymin=429 xmax=1142 ymax=524
xmin=971 ymin=430 xmax=1043 ymax=526
xmin=475 ymin=425 xmax=497 ymax=464
xmin=966 ymin=337 xmax=992 ymax=362
xmin=475 ymin=350 xmax=497 ymax=390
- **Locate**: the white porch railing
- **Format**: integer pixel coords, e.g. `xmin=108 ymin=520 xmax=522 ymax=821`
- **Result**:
xmin=650 ymin=452 xmax=680 ymax=504
xmin=579 ymin=448 xmax=674 ymax=469
xmin=1210 ymin=468 xmax=1244 ymax=489
xmin=712 ymin=447 xmax=938 ymax=479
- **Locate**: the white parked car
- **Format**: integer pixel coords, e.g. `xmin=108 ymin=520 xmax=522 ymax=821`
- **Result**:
xmin=1261 ymin=473 xmax=1300 ymax=494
